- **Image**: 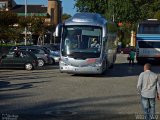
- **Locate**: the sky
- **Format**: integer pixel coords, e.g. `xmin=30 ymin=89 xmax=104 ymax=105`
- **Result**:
xmin=15 ymin=0 xmax=77 ymax=16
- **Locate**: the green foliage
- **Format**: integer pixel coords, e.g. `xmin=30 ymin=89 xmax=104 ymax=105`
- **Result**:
xmin=62 ymin=13 xmax=72 ymax=22
xmin=74 ymin=0 xmax=160 ymax=25
xmin=0 ymin=13 xmax=46 ymax=45
xmin=7 ymin=28 xmax=23 ymax=43
xmin=154 ymin=11 xmax=160 ymax=20
xmin=74 ymin=0 xmax=160 ymax=47
xmin=0 ymin=11 xmax=18 ymax=27
xmin=18 ymin=16 xmax=45 ymax=35
xmin=0 ymin=11 xmax=19 ymax=44
xmin=134 ymin=0 xmax=160 ymax=21
xmin=30 ymin=17 xmax=45 ymax=34
xmin=18 ymin=17 xmax=32 ymax=27
xmin=107 ymin=0 xmax=140 ymax=25
xmin=75 ymin=0 xmax=108 ymax=15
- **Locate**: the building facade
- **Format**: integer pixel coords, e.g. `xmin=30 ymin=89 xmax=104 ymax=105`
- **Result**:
xmin=0 ymin=0 xmax=62 ymax=44
xmin=0 ymin=0 xmax=16 ymax=11
xmin=0 ymin=0 xmax=62 ymax=26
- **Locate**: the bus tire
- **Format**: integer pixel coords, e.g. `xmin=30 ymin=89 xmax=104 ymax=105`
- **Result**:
xmin=109 ymin=64 xmax=114 ymax=69
xmin=137 ymin=60 xmax=144 ymax=65
xmin=109 ymin=60 xmax=114 ymax=69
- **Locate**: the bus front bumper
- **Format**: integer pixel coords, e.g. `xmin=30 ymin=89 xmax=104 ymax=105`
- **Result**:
xmin=59 ymin=65 xmax=103 ymax=74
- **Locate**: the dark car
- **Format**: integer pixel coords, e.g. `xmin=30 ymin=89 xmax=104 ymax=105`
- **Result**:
xmin=10 ymin=46 xmax=52 ymax=67
xmin=0 ymin=50 xmax=38 ymax=70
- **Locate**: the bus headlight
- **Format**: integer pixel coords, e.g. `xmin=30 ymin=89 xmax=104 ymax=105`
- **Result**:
xmin=60 ymin=57 xmax=69 ymax=66
xmin=89 ymin=63 xmax=102 ymax=67
xmin=60 ymin=60 xmax=68 ymax=66
xmin=95 ymin=58 xmax=103 ymax=67
xmin=88 ymin=59 xmax=102 ymax=67
xmin=95 ymin=63 xmax=102 ymax=67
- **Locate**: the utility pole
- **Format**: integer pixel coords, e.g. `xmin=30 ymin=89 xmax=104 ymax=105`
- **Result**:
xmin=24 ymin=0 xmax=27 ymax=46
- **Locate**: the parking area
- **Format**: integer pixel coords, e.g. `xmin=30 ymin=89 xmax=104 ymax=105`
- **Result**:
xmin=0 ymin=54 xmax=160 ymax=120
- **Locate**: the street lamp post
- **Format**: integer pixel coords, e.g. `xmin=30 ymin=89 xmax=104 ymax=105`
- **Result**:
xmin=24 ymin=0 xmax=27 ymax=46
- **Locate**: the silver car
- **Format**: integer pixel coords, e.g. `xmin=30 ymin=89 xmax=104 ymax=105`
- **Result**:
xmin=42 ymin=44 xmax=60 ymax=64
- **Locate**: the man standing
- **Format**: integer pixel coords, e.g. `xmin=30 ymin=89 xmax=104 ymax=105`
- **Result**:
xmin=137 ymin=63 xmax=160 ymax=120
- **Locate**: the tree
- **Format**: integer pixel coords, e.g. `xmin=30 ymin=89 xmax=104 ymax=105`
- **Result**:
xmin=74 ymin=0 xmax=108 ymax=15
xmin=74 ymin=0 xmax=160 ymax=47
xmin=18 ymin=16 xmax=32 ymax=28
xmin=62 ymin=13 xmax=72 ymax=22
xmin=74 ymin=0 xmax=160 ymax=27
xmin=29 ymin=17 xmax=46 ymax=45
xmin=0 ymin=11 xmax=17 ymax=27
xmin=18 ymin=16 xmax=46 ymax=45
xmin=152 ymin=1 xmax=160 ymax=20
xmin=8 ymin=28 xmax=23 ymax=45
xmin=0 ymin=11 xmax=18 ymax=44
xmin=154 ymin=11 xmax=160 ymax=20
xmin=136 ymin=0 xmax=160 ymax=20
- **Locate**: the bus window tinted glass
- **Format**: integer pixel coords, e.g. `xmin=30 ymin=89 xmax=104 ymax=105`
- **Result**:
xmin=138 ymin=23 xmax=160 ymax=34
xmin=62 ymin=26 xmax=102 ymax=58
xmin=138 ymin=41 xmax=160 ymax=48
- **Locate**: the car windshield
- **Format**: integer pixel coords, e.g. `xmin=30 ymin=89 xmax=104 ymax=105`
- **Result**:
xmin=52 ymin=44 xmax=60 ymax=50
xmin=61 ymin=25 xmax=102 ymax=58
xmin=43 ymin=44 xmax=60 ymax=51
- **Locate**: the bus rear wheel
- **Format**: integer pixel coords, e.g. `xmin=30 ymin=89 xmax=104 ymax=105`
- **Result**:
xmin=137 ymin=60 xmax=144 ymax=65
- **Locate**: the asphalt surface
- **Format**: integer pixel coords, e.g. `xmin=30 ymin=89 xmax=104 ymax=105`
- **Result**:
xmin=0 ymin=54 xmax=160 ymax=120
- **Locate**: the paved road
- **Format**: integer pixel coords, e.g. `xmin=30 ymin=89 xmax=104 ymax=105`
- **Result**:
xmin=0 ymin=54 xmax=160 ymax=120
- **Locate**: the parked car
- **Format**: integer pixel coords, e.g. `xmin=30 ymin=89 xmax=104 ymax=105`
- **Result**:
xmin=0 ymin=50 xmax=38 ymax=70
xmin=41 ymin=44 xmax=60 ymax=64
xmin=43 ymin=44 xmax=60 ymax=54
xmin=10 ymin=46 xmax=52 ymax=67
xmin=119 ymin=47 xmax=135 ymax=54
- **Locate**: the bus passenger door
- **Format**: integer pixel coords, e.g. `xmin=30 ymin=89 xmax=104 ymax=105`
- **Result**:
xmin=106 ymin=35 xmax=114 ymax=68
xmin=102 ymin=37 xmax=109 ymax=69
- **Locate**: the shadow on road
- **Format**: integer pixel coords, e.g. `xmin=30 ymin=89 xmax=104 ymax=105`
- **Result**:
xmin=0 ymin=94 xmax=139 ymax=120
xmin=0 ymin=80 xmax=50 ymax=92
xmin=72 ymin=62 xmax=160 ymax=78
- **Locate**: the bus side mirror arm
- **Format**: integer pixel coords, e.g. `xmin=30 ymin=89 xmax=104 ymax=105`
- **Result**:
xmin=54 ymin=23 xmax=64 ymax=37
xmin=54 ymin=23 xmax=64 ymax=43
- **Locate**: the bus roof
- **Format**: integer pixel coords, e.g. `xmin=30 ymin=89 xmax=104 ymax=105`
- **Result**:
xmin=139 ymin=19 xmax=160 ymax=24
xmin=64 ymin=13 xmax=108 ymax=26
xmin=147 ymin=19 xmax=158 ymax=21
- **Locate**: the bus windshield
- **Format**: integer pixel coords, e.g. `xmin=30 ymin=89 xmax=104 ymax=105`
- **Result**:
xmin=138 ymin=23 xmax=160 ymax=34
xmin=61 ymin=26 xmax=102 ymax=59
xmin=138 ymin=41 xmax=160 ymax=48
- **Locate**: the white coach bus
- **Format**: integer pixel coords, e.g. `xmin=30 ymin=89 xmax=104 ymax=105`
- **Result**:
xmin=136 ymin=19 xmax=160 ymax=63
xmin=55 ymin=13 xmax=118 ymax=74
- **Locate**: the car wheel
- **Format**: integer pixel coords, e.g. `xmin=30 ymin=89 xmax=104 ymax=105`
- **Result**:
xmin=25 ymin=63 xmax=33 ymax=70
xmin=38 ymin=59 xmax=45 ymax=67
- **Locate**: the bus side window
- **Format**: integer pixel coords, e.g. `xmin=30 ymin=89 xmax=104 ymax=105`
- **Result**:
xmin=144 ymin=27 xmax=149 ymax=34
